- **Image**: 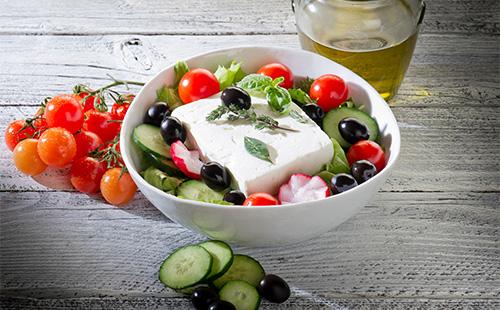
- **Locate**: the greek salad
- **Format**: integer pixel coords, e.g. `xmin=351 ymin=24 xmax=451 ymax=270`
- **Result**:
xmin=133 ymin=61 xmax=386 ymax=206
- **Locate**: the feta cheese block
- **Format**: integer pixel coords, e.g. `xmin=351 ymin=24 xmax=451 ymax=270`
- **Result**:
xmin=171 ymin=94 xmax=333 ymax=195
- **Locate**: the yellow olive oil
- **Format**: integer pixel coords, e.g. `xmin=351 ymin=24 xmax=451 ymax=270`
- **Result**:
xmin=295 ymin=0 xmax=421 ymax=100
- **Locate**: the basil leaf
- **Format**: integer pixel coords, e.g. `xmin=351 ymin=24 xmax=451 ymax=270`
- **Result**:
xmin=214 ymin=61 xmax=246 ymax=90
xmin=289 ymin=110 xmax=308 ymax=124
xmin=244 ymin=136 xmax=272 ymax=163
xmin=237 ymin=74 xmax=274 ymax=97
xmin=174 ymin=61 xmax=189 ymax=87
xmin=266 ymin=86 xmax=292 ymax=114
xmin=289 ymin=88 xmax=315 ymax=106
xmin=325 ymin=138 xmax=350 ymax=174
xmin=156 ymin=86 xmax=183 ymax=110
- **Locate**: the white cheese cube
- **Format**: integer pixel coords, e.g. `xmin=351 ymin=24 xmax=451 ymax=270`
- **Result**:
xmin=171 ymin=94 xmax=333 ymax=195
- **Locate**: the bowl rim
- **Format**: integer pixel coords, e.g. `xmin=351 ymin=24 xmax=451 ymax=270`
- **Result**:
xmin=121 ymin=45 xmax=401 ymax=210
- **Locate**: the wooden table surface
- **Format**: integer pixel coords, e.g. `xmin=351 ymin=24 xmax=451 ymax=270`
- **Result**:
xmin=1 ymin=0 xmax=499 ymax=309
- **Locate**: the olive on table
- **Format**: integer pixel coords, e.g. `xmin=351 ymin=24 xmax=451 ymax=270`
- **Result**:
xmin=351 ymin=160 xmax=377 ymax=184
xmin=160 ymin=116 xmax=186 ymax=145
xmin=338 ymin=118 xmax=369 ymax=144
xmin=144 ymin=102 xmax=171 ymax=126
xmin=208 ymin=300 xmax=236 ymax=310
xmin=221 ymin=86 xmax=251 ymax=110
xmin=331 ymin=173 xmax=358 ymax=194
xmin=201 ymin=162 xmax=231 ymax=191
xmin=191 ymin=285 xmax=219 ymax=310
xmin=258 ymin=274 xmax=291 ymax=304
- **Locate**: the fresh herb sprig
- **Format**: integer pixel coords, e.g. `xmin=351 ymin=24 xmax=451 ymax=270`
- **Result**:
xmin=206 ymin=104 xmax=298 ymax=132
xmin=244 ymin=136 xmax=273 ymax=163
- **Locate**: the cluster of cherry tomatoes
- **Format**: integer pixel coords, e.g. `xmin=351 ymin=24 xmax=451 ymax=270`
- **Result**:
xmin=5 ymin=84 xmax=138 ymax=206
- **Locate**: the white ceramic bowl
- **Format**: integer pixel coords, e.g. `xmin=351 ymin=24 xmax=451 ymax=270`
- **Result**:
xmin=121 ymin=46 xmax=400 ymax=247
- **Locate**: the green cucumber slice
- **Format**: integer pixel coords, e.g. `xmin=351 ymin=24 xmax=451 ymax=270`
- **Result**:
xmin=219 ymin=280 xmax=261 ymax=310
xmin=144 ymin=152 xmax=183 ymax=177
xmin=213 ymin=254 xmax=265 ymax=289
xmin=133 ymin=124 xmax=171 ymax=159
xmin=199 ymin=240 xmax=234 ymax=281
xmin=159 ymin=245 xmax=212 ymax=289
xmin=323 ymin=106 xmax=379 ymax=148
xmin=177 ymin=180 xmax=225 ymax=203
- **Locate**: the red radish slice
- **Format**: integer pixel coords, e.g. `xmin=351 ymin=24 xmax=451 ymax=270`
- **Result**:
xmin=170 ymin=141 xmax=203 ymax=179
xmin=278 ymin=173 xmax=330 ymax=204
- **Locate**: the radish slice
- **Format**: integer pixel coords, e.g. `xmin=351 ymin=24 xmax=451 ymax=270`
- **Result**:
xmin=170 ymin=141 xmax=203 ymax=179
xmin=278 ymin=173 xmax=330 ymax=204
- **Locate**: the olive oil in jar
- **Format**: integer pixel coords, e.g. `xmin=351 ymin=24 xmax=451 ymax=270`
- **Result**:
xmin=295 ymin=0 xmax=422 ymax=100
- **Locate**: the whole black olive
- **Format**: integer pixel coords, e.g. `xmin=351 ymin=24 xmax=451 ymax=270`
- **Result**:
xmin=338 ymin=118 xmax=369 ymax=144
xmin=201 ymin=162 xmax=231 ymax=191
xmin=191 ymin=285 xmax=219 ymax=310
xmin=223 ymin=190 xmax=246 ymax=205
xmin=301 ymin=104 xmax=325 ymax=126
xmin=258 ymin=274 xmax=291 ymax=304
xmin=160 ymin=116 xmax=186 ymax=145
xmin=208 ymin=300 xmax=236 ymax=310
xmin=331 ymin=173 xmax=358 ymax=194
xmin=351 ymin=160 xmax=377 ymax=184
xmin=221 ymin=86 xmax=251 ymax=110
xmin=144 ymin=102 xmax=171 ymax=126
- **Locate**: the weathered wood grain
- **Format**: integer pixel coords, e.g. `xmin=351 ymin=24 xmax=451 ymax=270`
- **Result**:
xmin=1 ymin=191 xmax=499 ymax=307
xmin=2 ymin=103 xmax=499 ymax=193
xmin=0 ymin=0 xmax=498 ymax=35
xmin=0 ymin=34 xmax=498 ymax=108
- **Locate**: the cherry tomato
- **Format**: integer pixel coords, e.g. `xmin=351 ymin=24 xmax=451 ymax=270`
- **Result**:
xmin=83 ymin=110 xmax=120 ymax=142
xmin=13 ymin=139 xmax=47 ymax=176
xmin=37 ymin=127 xmax=77 ymax=167
xmin=74 ymin=92 xmax=99 ymax=112
xmin=257 ymin=63 xmax=294 ymax=89
xmin=74 ymin=130 xmax=103 ymax=158
xmin=5 ymin=120 xmax=35 ymax=151
xmin=111 ymin=102 xmax=130 ymax=120
xmin=70 ymin=156 xmax=107 ymax=193
xmin=347 ymin=140 xmax=386 ymax=172
xmin=44 ymin=95 xmax=84 ymax=133
xmin=100 ymin=168 xmax=137 ymax=206
xmin=243 ymin=193 xmax=279 ymax=206
xmin=309 ymin=74 xmax=349 ymax=112
xmin=178 ymin=69 xmax=220 ymax=104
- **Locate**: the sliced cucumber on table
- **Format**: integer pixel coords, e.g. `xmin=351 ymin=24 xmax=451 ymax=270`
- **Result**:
xmin=133 ymin=123 xmax=171 ymax=159
xmin=199 ymin=240 xmax=234 ymax=281
xmin=213 ymin=254 xmax=265 ymax=289
xmin=159 ymin=245 xmax=212 ymax=289
xmin=323 ymin=106 xmax=379 ymax=149
xmin=220 ymin=280 xmax=261 ymax=310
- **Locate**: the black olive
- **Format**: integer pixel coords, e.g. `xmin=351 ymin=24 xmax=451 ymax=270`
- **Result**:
xmin=144 ymin=102 xmax=171 ymax=126
xmin=201 ymin=162 xmax=231 ymax=191
xmin=258 ymin=274 xmax=291 ymax=304
xmin=221 ymin=86 xmax=251 ymax=110
xmin=191 ymin=285 xmax=219 ymax=310
xmin=223 ymin=190 xmax=246 ymax=205
xmin=208 ymin=300 xmax=236 ymax=310
xmin=160 ymin=116 xmax=186 ymax=145
xmin=351 ymin=160 xmax=377 ymax=184
xmin=301 ymin=104 xmax=325 ymax=126
xmin=338 ymin=118 xmax=369 ymax=144
xmin=331 ymin=173 xmax=358 ymax=194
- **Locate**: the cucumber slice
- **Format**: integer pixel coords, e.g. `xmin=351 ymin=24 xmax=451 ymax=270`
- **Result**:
xmin=199 ymin=240 xmax=234 ymax=281
xmin=177 ymin=180 xmax=224 ymax=203
xmin=144 ymin=151 xmax=183 ymax=177
xmin=219 ymin=280 xmax=261 ymax=310
xmin=323 ymin=106 xmax=379 ymax=148
xmin=213 ymin=254 xmax=265 ymax=289
xmin=159 ymin=245 xmax=212 ymax=290
xmin=133 ymin=124 xmax=171 ymax=159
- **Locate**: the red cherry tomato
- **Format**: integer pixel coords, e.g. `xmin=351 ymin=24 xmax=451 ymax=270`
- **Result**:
xmin=243 ymin=193 xmax=279 ymax=206
xmin=13 ymin=138 xmax=47 ymax=176
xmin=257 ymin=63 xmax=294 ymax=89
xmin=111 ymin=102 xmax=130 ymax=120
xmin=74 ymin=130 xmax=103 ymax=158
xmin=44 ymin=95 xmax=84 ymax=133
xmin=5 ymin=120 xmax=35 ymax=151
xmin=309 ymin=74 xmax=349 ymax=112
xmin=83 ymin=110 xmax=120 ymax=142
xmin=178 ymin=68 xmax=220 ymax=104
xmin=74 ymin=92 xmax=99 ymax=112
xmin=100 ymin=168 xmax=137 ymax=206
xmin=347 ymin=140 xmax=386 ymax=172
xmin=37 ymin=127 xmax=77 ymax=167
xmin=70 ymin=156 xmax=107 ymax=193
